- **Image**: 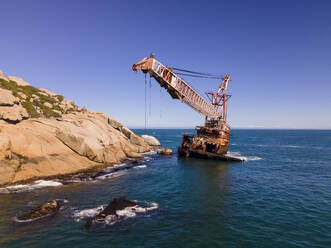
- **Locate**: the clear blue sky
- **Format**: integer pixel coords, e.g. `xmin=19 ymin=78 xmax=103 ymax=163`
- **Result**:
xmin=1 ymin=0 xmax=330 ymax=129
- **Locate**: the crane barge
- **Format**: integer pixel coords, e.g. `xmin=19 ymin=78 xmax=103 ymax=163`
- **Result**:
xmin=133 ymin=54 xmax=243 ymax=161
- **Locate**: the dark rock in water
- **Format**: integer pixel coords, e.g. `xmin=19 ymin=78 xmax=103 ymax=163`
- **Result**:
xmin=85 ymin=197 xmax=137 ymax=229
xmin=17 ymin=200 xmax=61 ymax=221
xmin=157 ymin=148 xmax=173 ymax=156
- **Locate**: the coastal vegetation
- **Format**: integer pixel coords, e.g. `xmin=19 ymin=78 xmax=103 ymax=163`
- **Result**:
xmin=0 ymin=78 xmax=76 ymax=118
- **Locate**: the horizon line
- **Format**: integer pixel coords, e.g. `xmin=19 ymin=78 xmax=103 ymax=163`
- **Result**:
xmin=128 ymin=127 xmax=331 ymax=130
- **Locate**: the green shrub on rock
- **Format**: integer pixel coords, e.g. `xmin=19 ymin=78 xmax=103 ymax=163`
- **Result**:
xmin=22 ymin=101 xmax=39 ymax=118
xmin=0 ymin=78 xmax=72 ymax=119
xmin=56 ymin=95 xmax=64 ymax=102
xmin=39 ymin=104 xmax=61 ymax=118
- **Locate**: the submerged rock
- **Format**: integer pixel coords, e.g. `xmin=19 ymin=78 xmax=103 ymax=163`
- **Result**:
xmin=141 ymin=135 xmax=160 ymax=146
xmin=97 ymin=197 xmax=136 ymax=218
xmin=85 ymin=197 xmax=137 ymax=229
xmin=17 ymin=200 xmax=61 ymax=222
xmin=157 ymin=148 xmax=173 ymax=155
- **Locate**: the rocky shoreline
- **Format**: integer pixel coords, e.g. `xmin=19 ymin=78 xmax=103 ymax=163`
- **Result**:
xmin=0 ymin=70 xmax=160 ymax=186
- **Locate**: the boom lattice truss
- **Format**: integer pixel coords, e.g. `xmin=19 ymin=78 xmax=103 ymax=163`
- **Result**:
xmin=133 ymin=55 xmax=231 ymax=120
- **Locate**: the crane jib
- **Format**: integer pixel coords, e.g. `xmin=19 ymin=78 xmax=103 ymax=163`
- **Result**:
xmin=132 ymin=57 xmax=221 ymax=119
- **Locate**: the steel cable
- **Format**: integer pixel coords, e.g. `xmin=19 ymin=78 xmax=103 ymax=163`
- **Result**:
xmin=175 ymin=72 xmax=221 ymax=79
xmin=172 ymin=67 xmax=222 ymax=78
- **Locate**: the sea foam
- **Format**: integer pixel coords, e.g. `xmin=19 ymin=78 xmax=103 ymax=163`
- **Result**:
xmin=0 ymin=180 xmax=63 ymax=194
xmin=73 ymin=201 xmax=158 ymax=225
xmin=227 ymin=152 xmax=263 ymax=161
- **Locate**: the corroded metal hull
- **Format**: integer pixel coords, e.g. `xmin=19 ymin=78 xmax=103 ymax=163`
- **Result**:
xmin=178 ymin=119 xmax=241 ymax=161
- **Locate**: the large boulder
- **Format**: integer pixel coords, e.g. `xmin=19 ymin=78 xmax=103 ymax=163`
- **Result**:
xmin=0 ymin=104 xmax=29 ymax=123
xmin=44 ymin=102 xmax=53 ymax=108
xmin=108 ymin=117 xmax=123 ymax=130
xmin=141 ymin=135 xmax=160 ymax=146
xmin=55 ymin=114 xmax=128 ymax=164
xmin=7 ymin=76 xmax=30 ymax=86
xmin=157 ymin=148 xmax=173 ymax=156
xmin=39 ymin=88 xmax=56 ymax=96
xmin=0 ymin=88 xmax=19 ymax=106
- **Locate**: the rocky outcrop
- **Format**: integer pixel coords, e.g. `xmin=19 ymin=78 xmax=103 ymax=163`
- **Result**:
xmin=16 ymin=200 xmax=62 ymax=222
xmin=0 ymin=71 xmax=77 ymax=119
xmin=157 ymin=148 xmax=173 ymax=155
xmin=0 ymin=111 xmax=151 ymax=185
xmin=85 ymin=197 xmax=137 ymax=229
xmin=0 ymin=70 xmax=152 ymax=186
xmin=0 ymin=104 xmax=29 ymax=123
xmin=6 ymin=76 xmax=30 ymax=86
xmin=0 ymin=88 xmax=29 ymax=123
xmin=0 ymin=88 xmax=19 ymax=106
xmin=141 ymin=135 xmax=160 ymax=146
xmin=39 ymin=88 xmax=56 ymax=96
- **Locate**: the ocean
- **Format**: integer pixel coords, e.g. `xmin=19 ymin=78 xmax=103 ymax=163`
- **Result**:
xmin=0 ymin=129 xmax=330 ymax=247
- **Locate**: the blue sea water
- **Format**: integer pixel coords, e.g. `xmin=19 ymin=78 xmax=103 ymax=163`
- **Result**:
xmin=0 ymin=129 xmax=330 ymax=248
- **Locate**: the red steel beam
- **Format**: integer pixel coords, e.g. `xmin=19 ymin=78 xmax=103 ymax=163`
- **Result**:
xmin=133 ymin=56 xmax=220 ymax=119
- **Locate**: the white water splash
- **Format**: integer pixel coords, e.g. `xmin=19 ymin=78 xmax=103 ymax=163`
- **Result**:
xmin=134 ymin=165 xmax=147 ymax=169
xmin=116 ymin=202 xmax=158 ymax=217
xmin=0 ymin=180 xmax=63 ymax=194
xmin=73 ymin=205 xmax=105 ymax=222
xmin=245 ymin=156 xmax=263 ymax=161
xmin=282 ymin=145 xmax=304 ymax=148
xmin=227 ymin=152 xmax=263 ymax=161
xmin=113 ymin=163 xmax=130 ymax=169
xmin=73 ymin=201 xmax=158 ymax=225
xmin=142 ymin=150 xmax=157 ymax=155
xmin=94 ymin=170 xmax=128 ymax=180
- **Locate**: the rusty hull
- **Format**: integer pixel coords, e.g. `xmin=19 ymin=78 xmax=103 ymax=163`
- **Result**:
xmin=178 ymin=119 xmax=242 ymax=162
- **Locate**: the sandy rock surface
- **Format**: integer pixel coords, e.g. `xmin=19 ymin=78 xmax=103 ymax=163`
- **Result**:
xmin=0 ymin=70 xmax=152 ymax=186
xmin=7 ymin=76 xmax=30 ymax=86
xmin=141 ymin=135 xmax=161 ymax=146
xmin=0 ymin=112 xmax=151 ymax=185
xmin=157 ymin=148 xmax=173 ymax=155
xmin=0 ymin=88 xmax=19 ymax=106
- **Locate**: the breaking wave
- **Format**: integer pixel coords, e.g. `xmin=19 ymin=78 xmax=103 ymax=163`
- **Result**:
xmin=73 ymin=201 xmax=158 ymax=225
xmin=134 ymin=165 xmax=147 ymax=169
xmin=0 ymin=180 xmax=63 ymax=194
xmin=227 ymin=152 xmax=263 ymax=161
xmin=94 ymin=170 xmax=128 ymax=180
xmin=73 ymin=205 xmax=105 ymax=222
xmin=282 ymin=145 xmax=304 ymax=148
xmin=1 ymin=156 xmax=152 ymax=193
xmin=245 ymin=156 xmax=263 ymax=161
xmin=142 ymin=150 xmax=157 ymax=155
